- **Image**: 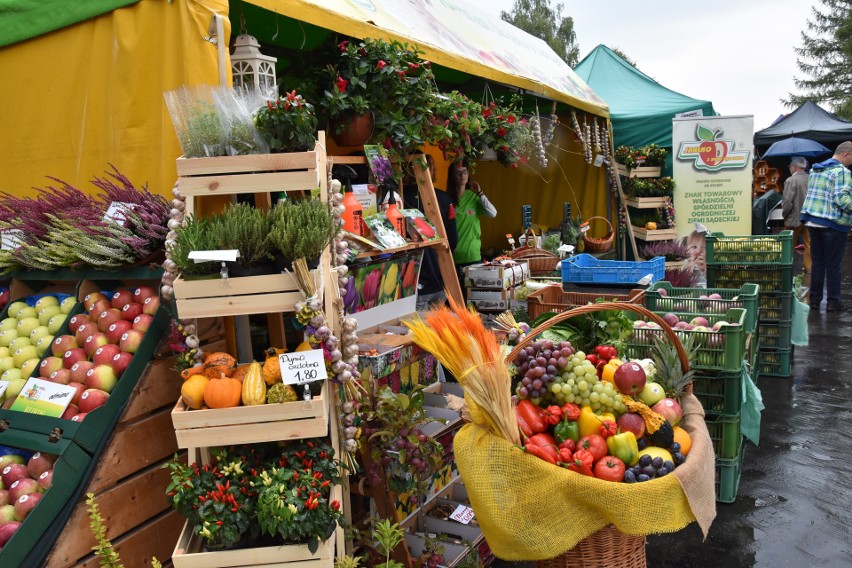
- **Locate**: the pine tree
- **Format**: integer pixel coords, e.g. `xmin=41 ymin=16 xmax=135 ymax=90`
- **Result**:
xmin=501 ymin=0 xmax=580 ymax=67
xmin=786 ymin=0 xmax=852 ymax=120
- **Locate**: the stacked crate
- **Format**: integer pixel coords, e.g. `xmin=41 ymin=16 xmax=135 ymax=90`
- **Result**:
xmin=705 ymin=231 xmax=793 ymax=378
xmin=642 ymin=282 xmax=759 ymax=502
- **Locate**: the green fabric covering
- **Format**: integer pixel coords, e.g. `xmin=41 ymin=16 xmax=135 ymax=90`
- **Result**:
xmin=0 ymin=0 xmax=139 ymax=47
xmin=741 ymin=362 xmax=764 ymax=446
xmin=574 ymin=45 xmax=716 ymax=150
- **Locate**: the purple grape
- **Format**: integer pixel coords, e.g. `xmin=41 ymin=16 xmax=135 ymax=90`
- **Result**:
xmin=518 ymin=386 xmax=529 ymax=397
xmin=536 ymin=356 xmax=547 ymax=366
xmin=547 ymin=365 xmax=557 ymax=375
xmin=522 ymin=377 xmax=532 ymax=387
xmin=532 ymin=379 xmax=543 ymax=390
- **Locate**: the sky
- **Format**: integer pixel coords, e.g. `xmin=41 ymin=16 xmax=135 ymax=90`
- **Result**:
xmin=484 ymin=0 xmax=816 ymax=131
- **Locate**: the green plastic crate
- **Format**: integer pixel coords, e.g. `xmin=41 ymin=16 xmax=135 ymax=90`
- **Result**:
xmin=705 ymin=231 xmax=793 ymax=265
xmin=757 ymin=320 xmax=792 ymax=350
xmin=705 ymin=412 xmax=742 ymax=459
xmin=626 ymin=307 xmax=747 ymax=372
xmin=706 ymin=263 xmax=793 ymax=293
xmin=693 ymin=370 xmax=743 ymax=415
xmin=758 ymin=347 xmax=792 ymax=377
xmin=645 ymin=282 xmax=759 ymax=333
xmin=715 ymin=439 xmax=745 ymax=503
xmin=758 ymin=292 xmax=793 ymax=321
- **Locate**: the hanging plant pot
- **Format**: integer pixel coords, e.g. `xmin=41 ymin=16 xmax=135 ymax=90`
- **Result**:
xmin=331 ymin=113 xmax=374 ymax=147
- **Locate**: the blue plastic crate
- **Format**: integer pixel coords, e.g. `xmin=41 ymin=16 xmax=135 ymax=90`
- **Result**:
xmin=562 ymin=254 xmax=664 ymax=285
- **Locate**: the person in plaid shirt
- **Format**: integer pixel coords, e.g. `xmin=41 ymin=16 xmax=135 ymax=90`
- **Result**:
xmin=801 ymin=141 xmax=852 ymax=312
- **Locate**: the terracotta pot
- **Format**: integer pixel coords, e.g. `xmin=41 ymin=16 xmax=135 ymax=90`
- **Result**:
xmin=332 ymin=113 xmax=374 ymax=147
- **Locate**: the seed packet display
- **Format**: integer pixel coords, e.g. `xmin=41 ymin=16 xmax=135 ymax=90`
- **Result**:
xmin=402 ymin=209 xmax=438 ymax=242
xmin=364 ymin=214 xmax=408 ymax=250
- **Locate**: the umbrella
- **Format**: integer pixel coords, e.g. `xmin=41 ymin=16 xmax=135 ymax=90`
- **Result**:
xmin=763 ymin=137 xmax=831 ymax=158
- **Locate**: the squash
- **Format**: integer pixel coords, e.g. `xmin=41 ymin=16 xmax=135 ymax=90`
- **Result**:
xmin=267 ymin=382 xmax=298 ymax=404
xmin=181 ymin=352 xmax=237 ymax=381
xmin=203 ymin=376 xmax=242 ymax=409
xmin=230 ymin=364 xmax=252 ymax=382
xmin=241 ymin=361 xmax=266 ymax=406
xmin=262 ymin=347 xmax=286 ymax=385
xmin=181 ymin=374 xmax=209 ymax=409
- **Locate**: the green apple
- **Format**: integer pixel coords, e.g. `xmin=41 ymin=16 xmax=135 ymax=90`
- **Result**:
xmin=0 ymin=347 xmax=9 ymax=357
xmin=638 ymin=381 xmax=666 ymax=407
xmin=1 ymin=368 xmax=22 ymax=384
xmin=0 ymin=330 xmax=17 ymax=348
xmin=8 ymin=302 xmax=28 ymax=318
xmin=29 ymin=326 xmax=51 ymax=344
xmin=37 ymin=305 xmax=61 ymax=326
xmin=0 ymin=357 xmax=14 ymax=373
xmin=4 ymin=377 xmax=27 ymax=401
xmin=35 ymin=335 xmax=54 ymax=357
xmin=0 ymin=318 xmax=17 ymax=332
xmin=12 ymin=345 xmax=38 ymax=368
xmin=59 ymin=296 xmax=77 ymax=314
xmin=8 ymin=336 xmax=31 ymax=351
xmin=34 ymin=295 xmax=59 ymax=312
xmin=47 ymin=314 xmax=65 ymax=335
xmin=16 ymin=307 xmax=37 ymax=319
xmin=20 ymin=358 xmax=40 ymax=378
xmin=16 ymin=317 xmax=40 ymax=338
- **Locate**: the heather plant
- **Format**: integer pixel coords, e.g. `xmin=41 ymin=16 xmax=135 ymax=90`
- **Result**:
xmin=269 ymin=198 xmax=339 ymax=263
xmin=208 ymin=202 xmax=275 ymax=268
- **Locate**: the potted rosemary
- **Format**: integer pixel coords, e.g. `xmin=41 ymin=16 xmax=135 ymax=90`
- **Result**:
xmin=269 ymin=197 xmax=339 ymax=270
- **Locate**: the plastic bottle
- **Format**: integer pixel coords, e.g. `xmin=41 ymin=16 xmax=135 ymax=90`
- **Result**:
xmin=341 ymin=183 xmax=365 ymax=236
xmin=384 ymin=191 xmax=406 ymax=238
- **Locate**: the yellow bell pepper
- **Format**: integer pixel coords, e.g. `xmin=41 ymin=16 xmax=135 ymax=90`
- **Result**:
xmin=578 ymin=405 xmax=616 ymax=438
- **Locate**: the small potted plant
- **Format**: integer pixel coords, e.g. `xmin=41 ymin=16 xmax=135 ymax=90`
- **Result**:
xmin=254 ymin=90 xmax=319 ymax=153
xmin=269 ymin=198 xmax=339 ymax=269
xmin=429 ymin=91 xmax=486 ymax=165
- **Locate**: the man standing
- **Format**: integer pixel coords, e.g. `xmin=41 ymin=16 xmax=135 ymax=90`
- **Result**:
xmin=782 ymin=156 xmax=810 ymax=272
xmin=801 ymin=141 xmax=852 ymax=312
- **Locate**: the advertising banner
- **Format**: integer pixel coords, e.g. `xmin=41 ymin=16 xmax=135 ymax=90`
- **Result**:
xmin=673 ymin=116 xmax=754 ymax=240
xmin=342 ymin=250 xmax=423 ymax=314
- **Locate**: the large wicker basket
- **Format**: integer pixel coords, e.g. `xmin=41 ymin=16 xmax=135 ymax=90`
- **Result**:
xmin=506 ymin=302 xmax=693 ymax=568
xmin=509 ymin=229 xmax=561 ymax=276
xmin=582 ymin=216 xmax=614 ymax=253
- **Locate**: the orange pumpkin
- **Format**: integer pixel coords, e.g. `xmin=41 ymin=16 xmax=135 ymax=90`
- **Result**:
xmin=203 ymin=377 xmax=242 ymax=408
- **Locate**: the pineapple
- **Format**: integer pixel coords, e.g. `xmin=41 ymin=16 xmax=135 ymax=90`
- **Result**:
xmin=651 ymin=333 xmax=697 ymax=398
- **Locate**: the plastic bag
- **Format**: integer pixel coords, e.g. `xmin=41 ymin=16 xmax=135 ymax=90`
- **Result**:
xmin=164 ymin=85 xmax=226 ymax=158
xmin=740 ymin=362 xmax=764 ymax=445
xmin=213 ymin=86 xmax=269 ymax=156
xmin=791 ymin=297 xmax=810 ymax=346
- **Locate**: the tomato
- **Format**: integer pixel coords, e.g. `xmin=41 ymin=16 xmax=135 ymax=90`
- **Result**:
xmin=594 ymin=456 xmax=626 ymax=482
xmin=577 ymin=434 xmax=608 ymax=462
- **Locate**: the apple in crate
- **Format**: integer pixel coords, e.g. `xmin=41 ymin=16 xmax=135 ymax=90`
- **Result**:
xmin=111 ymin=289 xmax=134 ymax=310
xmin=29 ymin=326 xmax=51 ymax=344
xmin=71 ymin=412 xmax=88 ymax=422
xmin=16 ymin=317 xmax=41 ymax=339
xmin=37 ymin=307 xmax=61 ymax=327
xmin=106 ymin=321 xmax=132 ymax=344
xmin=38 ymin=470 xmax=53 ymax=491
xmin=0 ymin=504 xmax=16 ymax=523
xmin=96 ymin=308 xmax=122 ymax=333
xmin=93 ymin=344 xmax=121 ymax=366
xmin=39 ymin=357 xmax=64 ymax=378
xmin=0 ymin=490 xmax=8 ymax=507
xmin=8 ymin=478 xmax=38 ymax=503
xmin=70 ymin=361 xmax=95 ymax=384
xmin=133 ymin=286 xmax=157 ymax=303
xmin=0 ymin=455 xmax=24 ymax=469
xmin=47 ymin=314 xmax=66 ymax=335
xmin=0 ymin=520 xmax=20 ymax=546
xmin=142 ymin=296 xmax=160 ymax=316
xmin=119 ymin=330 xmax=144 ymax=354
xmin=132 ymin=314 xmax=153 ymax=333
xmin=1 ymin=464 xmax=28 ymax=488
xmin=90 ymin=299 xmax=111 ymax=318
xmin=14 ymin=492 xmax=42 ymax=521
xmin=60 ymin=295 xmax=77 ymax=314
xmin=75 ymin=322 xmax=99 ymax=345
xmin=0 ymin=330 xmax=17 ymax=348
xmin=48 ymin=369 xmax=72 ymax=385
xmin=68 ymin=382 xmax=85 ymax=405
xmin=35 ymin=335 xmax=55 ymax=357
xmin=0 ymin=356 xmax=12 ymax=374
xmin=27 ymin=453 xmax=55 ymax=479
xmin=34 ymin=296 xmax=58 ymax=312
xmin=60 ymin=404 xmax=78 ymax=421
xmin=111 ymin=352 xmax=133 ymax=377
xmin=78 ymin=389 xmax=109 ymax=413
xmin=120 ymin=302 xmax=143 ymax=322
xmin=83 ymin=292 xmax=107 ymax=312
xmin=67 ymin=314 xmax=91 ymax=334
xmin=63 ymin=348 xmax=88 ymax=370
xmin=12 ymin=346 xmax=38 ymax=368
xmin=85 ymin=365 xmax=117 ymax=393
xmin=84 ymin=333 xmax=109 ymax=357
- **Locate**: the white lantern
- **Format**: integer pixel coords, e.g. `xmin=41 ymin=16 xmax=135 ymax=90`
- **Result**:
xmin=231 ymin=34 xmax=277 ymax=92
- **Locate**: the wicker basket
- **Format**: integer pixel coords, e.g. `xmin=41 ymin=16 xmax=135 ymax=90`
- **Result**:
xmin=509 ymin=229 xmax=561 ymax=276
xmin=526 ymin=286 xmax=645 ymax=319
xmin=507 ymin=302 xmax=693 ymax=568
xmin=582 ymin=216 xmax=614 ymax=253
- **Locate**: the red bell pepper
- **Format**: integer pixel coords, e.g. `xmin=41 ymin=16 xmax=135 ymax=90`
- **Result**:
xmin=599 ymin=420 xmax=618 ymax=439
xmin=543 ymin=405 xmax=563 ymax=425
xmin=558 ymin=439 xmax=576 ymax=453
xmin=523 ymin=443 xmax=557 ymax=465
xmin=517 ymin=400 xmax=547 ymax=435
xmin=557 ymin=447 xmax=573 ymax=464
xmin=568 ymin=449 xmax=595 ymax=476
xmin=528 ymin=432 xmax=557 ymax=448
xmin=561 ymin=403 xmax=581 ymax=422
xmin=517 ymin=414 xmax=534 ymax=439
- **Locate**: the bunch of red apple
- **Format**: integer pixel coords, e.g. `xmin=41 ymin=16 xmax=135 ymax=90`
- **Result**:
xmin=29 ymin=286 xmax=160 ymax=422
xmin=0 ymin=452 xmax=56 ymax=549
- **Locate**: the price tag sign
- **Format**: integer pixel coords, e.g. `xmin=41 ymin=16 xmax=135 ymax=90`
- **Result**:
xmin=580 ymin=221 xmax=590 ymax=234
xmin=593 ymin=154 xmax=605 ymax=167
xmin=0 ymin=381 xmax=9 ymax=399
xmin=103 ymin=201 xmax=136 ymax=224
xmin=449 ymin=505 xmax=476 ymax=525
xmin=0 ymin=230 xmax=24 ymax=251
xmin=278 ymin=349 xmax=329 ymax=385
xmin=521 ymin=205 xmax=532 ymax=230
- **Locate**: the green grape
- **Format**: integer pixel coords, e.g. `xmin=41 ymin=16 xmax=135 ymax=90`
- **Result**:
xmin=551 ymin=383 xmax=562 ymax=393
xmin=581 ymin=398 xmax=590 ymax=406
xmin=575 ymin=351 xmax=586 ymax=359
xmin=566 ymin=393 xmax=575 ymax=403
xmin=593 ymin=383 xmax=604 ymax=393
xmin=578 ymin=380 xmax=589 ymax=392
xmin=589 ymin=392 xmax=600 ymax=403
xmin=591 ymin=401 xmax=601 ymax=410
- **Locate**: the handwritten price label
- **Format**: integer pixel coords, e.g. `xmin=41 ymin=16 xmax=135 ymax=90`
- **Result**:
xmin=278 ymin=349 xmax=328 ymax=385
xmin=449 ymin=505 xmax=475 ymax=525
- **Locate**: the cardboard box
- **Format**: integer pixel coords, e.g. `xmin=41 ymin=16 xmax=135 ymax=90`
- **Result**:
xmin=467 ymin=288 xmax=513 ymax=311
xmin=464 ymin=260 xmax=529 ymax=289
xmin=356 ymin=318 xmax=438 ymax=390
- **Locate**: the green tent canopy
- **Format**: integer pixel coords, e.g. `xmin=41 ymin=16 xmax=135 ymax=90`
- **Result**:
xmin=574 ymin=45 xmax=716 ymax=149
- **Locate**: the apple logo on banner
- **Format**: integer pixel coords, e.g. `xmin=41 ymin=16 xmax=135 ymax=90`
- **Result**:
xmin=677 ymin=124 xmax=750 ymax=172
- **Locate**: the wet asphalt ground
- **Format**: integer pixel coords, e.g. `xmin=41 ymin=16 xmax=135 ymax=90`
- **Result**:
xmin=494 ymin=245 xmax=852 ymax=567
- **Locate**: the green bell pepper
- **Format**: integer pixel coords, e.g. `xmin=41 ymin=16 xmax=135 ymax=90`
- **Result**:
xmin=554 ymin=419 xmax=580 ymax=444
xmin=606 ymin=431 xmax=639 ymax=466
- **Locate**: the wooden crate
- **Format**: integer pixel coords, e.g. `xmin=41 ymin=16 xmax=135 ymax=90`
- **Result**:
xmin=172 ymin=272 xmax=306 ymax=319
xmin=172 ymin=524 xmax=333 ymax=568
xmin=171 ymin=381 xmax=329 ymax=448
xmin=631 ymin=226 xmax=678 ymax=241
xmin=616 ymin=163 xmax=661 ymax=178
xmin=625 ymin=197 xmax=669 ymax=209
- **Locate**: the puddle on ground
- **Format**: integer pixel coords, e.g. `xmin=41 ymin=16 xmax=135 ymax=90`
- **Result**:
xmin=753 ymin=494 xmax=788 ymax=508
